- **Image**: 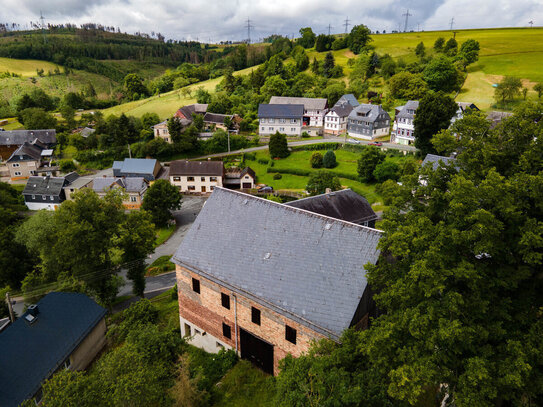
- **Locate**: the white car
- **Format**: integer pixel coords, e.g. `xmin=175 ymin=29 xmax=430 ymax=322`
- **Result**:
xmin=347 ymin=138 xmax=360 ymax=144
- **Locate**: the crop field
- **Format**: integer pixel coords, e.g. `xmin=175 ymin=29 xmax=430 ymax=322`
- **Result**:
xmin=0 ymin=57 xmax=61 ymax=77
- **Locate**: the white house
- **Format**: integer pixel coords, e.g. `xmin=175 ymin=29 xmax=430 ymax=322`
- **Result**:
xmin=257 ymin=104 xmax=304 ymax=136
xmin=347 ymin=104 xmax=391 ymax=140
xmin=391 ymin=100 xmax=419 ymax=145
xmin=324 ymin=94 xmax=360 ymax=136
xmin=169 ymin=160 xmax=224 ymax=194
xmin=269 ymin=96 xmax=328 ymax=136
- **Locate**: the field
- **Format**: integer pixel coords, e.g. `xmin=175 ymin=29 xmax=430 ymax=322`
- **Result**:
xmin=101 ymin=65 xmax=261 ymax=118
xmin=0 ymin=57 xmax=61 ymax=77
xmin=243 ymin=148 xmax=413 ymax=205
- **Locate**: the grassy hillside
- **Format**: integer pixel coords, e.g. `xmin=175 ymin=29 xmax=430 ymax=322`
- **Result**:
xmin=102 ymin=65 xmax=260 ymax=118
xmin=0 ymin=57 xmax=60 ymax=77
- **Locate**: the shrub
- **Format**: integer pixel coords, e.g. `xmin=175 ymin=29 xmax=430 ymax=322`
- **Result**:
xmin=273 ymin=173 xmax=282 ymax=180
xmin=373 ymin=161 xmax=400 ymax=182
xmin=310 ymin=152 xmax=324 ymax=168
xmin=306 ymin=170 xmax=341 ymax=196
xmin=357 ymin=146 xmax=386 ymax=182
xmin=269 ymin=131 xmax=290 ymax=158
xmin=323 ymin=150 xmax=337 ymax=168
xmin=59 ymin=159 xmax=76 ymax=172
xmin=244 ymin=152 xmax=256 ymax=161
xmin=301 ymin=131 xmax=310 ymax=138
xmin=257 ymin=158 xmax=269 ymax=165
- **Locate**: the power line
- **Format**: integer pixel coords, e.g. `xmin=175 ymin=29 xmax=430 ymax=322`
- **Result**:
xmin=327 ymin=23 xmax=333 ymax=36
xmin=344 ymin=17 xmax=350 ymax=34
xmin=450 ymin=17 xmax=455 ymax=30
xmin=246 ymin=18 xmax=254 ymax=44
xmin=402 ymin=9 xmax=412 ymax=32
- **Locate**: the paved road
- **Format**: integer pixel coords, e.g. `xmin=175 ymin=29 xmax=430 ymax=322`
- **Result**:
xmin=190 ymin=137 xmax=416 ymax=161
xmin=117 ymin=195 xmax=207 ymax=298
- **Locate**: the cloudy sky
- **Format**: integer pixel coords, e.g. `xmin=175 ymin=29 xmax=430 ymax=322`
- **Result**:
xmin=1 ymin=0 xmax=541 ymax=42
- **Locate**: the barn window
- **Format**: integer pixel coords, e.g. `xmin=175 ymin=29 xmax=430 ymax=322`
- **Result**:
xmin=285 ymin=325 xmax=297 ymax=344
xmin=192 ymin=278 xmax=200 ymax=294
xmin=222 ymin=323 xmax=231 ymax=339
xmin=251 ymin=307 xmax=261 ymax=325
xmin=221 ymin=293 xmax=230 ymax=309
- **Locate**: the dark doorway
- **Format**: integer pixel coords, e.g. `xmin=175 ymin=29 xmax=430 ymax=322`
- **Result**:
xmin=242 ymin=182 xmax=252 ymax=189
xmin=239 ymin=328 xmax=274 ymax=374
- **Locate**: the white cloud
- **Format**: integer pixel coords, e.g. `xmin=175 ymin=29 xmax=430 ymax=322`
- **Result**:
xmin=0 ymin=0 xmax=540 ymax=41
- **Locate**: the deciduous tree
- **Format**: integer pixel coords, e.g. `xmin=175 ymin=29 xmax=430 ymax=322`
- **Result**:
xmin=306 ymin=170 xmax=341 ymax=195
xmin=142 ymin=179 xmax=182 ymax=227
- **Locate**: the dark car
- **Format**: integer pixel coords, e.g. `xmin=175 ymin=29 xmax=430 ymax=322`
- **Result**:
xmin=258 ymin=186 xmax=274 ymax=193
xmin=369 ymin=142 xmax=383 ymax=146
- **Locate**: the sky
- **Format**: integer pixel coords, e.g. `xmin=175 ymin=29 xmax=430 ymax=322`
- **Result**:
xmin=0 ymin=0 xmax=541 ymax=42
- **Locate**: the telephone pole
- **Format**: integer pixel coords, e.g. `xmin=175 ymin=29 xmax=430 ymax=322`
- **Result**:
xmin=402 ymin=9 xmax=412 ymax=32
xmin=450 ymin=17 xmax=455 ymax=30
xmin=246 ymin=18 xmax=254 ymax=44
xmin=5 ymin=292 xmax=15 ymax=323
xmin=344 ymin=17 xmax=350 ymax=34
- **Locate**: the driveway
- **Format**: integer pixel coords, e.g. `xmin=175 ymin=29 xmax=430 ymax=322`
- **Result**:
xmin=117 ymin=195 xmax=207 ymax=298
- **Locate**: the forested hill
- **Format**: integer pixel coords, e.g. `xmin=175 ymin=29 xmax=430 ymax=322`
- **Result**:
xmin=0 ymin=27 xmax=222 ymax=81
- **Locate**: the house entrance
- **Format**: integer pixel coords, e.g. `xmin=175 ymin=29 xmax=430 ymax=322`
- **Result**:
xmin=239 ymin=328 xmax=274 ymax=374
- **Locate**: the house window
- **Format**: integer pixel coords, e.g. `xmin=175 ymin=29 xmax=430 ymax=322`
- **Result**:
xmin=260 ymin=118 xmax=266 ymax=123
xmin=187 ymin=176 xmax=195 ymax=182
xmin=184 ymin=323 xmax=192 ymax=337
xmin=290 ymin=119 xmax=297 ymax=124
xmin=210 ymin=177 xmax=217 ymax=182
xmin=251 ymin=307 xmax=261 ymax=325
xmin=268 ymin=118 xmax=274 ymax=123
xmin=64 ymin=357 xmax=71 ymax=370
xmin=201 ymin=177 xmax=206 ymax=182
xmin=188 ymin=186 xmax=196 ymax=191
xmin=192 ymin=278 xmax=200 ymax=294
xmin=173 ymin=177 xmax=181 ymax=182
xmin=221 ymin=293 xmax=230 ymax=309
xmin=222 ymin=323 xmax=231 ymax=339
xmin=42 ymin=195 xmax=46 ymax=200
xmin=280 ymin=127 xmax=285 ymax=132
xmin=130 ymin=196 xmax=137 ymax=202
xmin=50 ymin=196 xmax=54 ymax=201
xmin=32 ymin=195 xmax=35 ymax=200
xmin=291 ymin=128 xmax=296 ymax=132
xmin=285 ymin=325 xmax=297 ymax=344
xmin=210 ymin=186 xmax=214 ymax=191
xmin=261 ymin=127 xmax=265 ymax=131
xmin=12 ymin=163 xmax=20 ymax=167
xmin=279 ymin=118 xmax=286 ymax=123
xmin=14 ymin=171 xmax=21 ymax=176
xmin=268 ymin=127 xmax=273 ymax=131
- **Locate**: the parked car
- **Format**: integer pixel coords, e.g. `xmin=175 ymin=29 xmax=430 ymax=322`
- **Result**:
xmin=369 ymin=142 xmax=383 ymax=146
xmin=258 ymin=186 xmax=274 ymax=193
xmin=347 ymin=138 xmax=360 ymax=144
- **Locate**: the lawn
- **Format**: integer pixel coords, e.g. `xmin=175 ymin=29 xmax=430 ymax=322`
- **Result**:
xmin=244 ymin=148 xmax=407 ymax=204
xmin=146 ymin=255 xmax=175 ymax=277
xmin=101 ymin=64 xmax=262 ymax=119
xmin=0 ymin=57 xmax=60 ymax=77
xmin=155 ymin=224 xmax=176 ymax=247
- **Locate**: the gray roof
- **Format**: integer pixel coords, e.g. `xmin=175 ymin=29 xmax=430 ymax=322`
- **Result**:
xmin=329 ymin=101 xmax=354 ymax=118
xmin=258 ymin=103 xmax=304 ymax=119
xmin=23 ymin=176 xmax=67 ymax=196
xmin=115 ymin=158 xmax=158 ymax=175
xmin=0 ymin=292 xmax=106 ymax=407
xmin=421 ymin=154 xmax=458 ymax=170
xmin=93 ymin=177 xmax=147 ymax=193
xmin=64 ymin=172 xmax=80 ymax=185
xmin=269 ymin=96 xmax=328 ymax=110
xmin=348 ymin=104 xmax=389 ymax=123
xmin=203 ymin=112 xmax=233 ymax=124
xmin=0 ymin=129 xmax=56 ymax=146
xmin=79 ymin=127 xmax=96 ymax=138
xmin=285 ymin=189 xmax=377 ymax=224
xmin=397 ymin=100 xmax=419 ymax=119
xmin=172 ymin=188 xmax=382 ymax=339
xmin=170 ymin=160 xmax=224 ymax=176
xmin=337 ymin=94 xmax=360 ymax=107
xmin=7 ymin=142 xmax=43 ymax=162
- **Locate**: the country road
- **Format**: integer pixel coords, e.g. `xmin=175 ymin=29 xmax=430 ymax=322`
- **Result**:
xmin=188 ymin=137 xmax=417 ymax=161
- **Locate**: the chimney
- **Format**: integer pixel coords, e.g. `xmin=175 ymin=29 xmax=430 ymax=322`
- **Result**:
xmin=28 ymin=304 xmax=39 ymax=317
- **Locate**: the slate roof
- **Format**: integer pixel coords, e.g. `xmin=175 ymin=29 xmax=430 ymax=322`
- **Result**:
xmin=64 ymin=172 xmax=80 ymax=185
xmin=23 ymin=176 xmax=67 ymax=196
xmin=224 ymin=166 xmax=256 ymax=180
xmin=176 ymin=104 xmax=208 ymax=120
xmin=170 ymin=160 xmax=224 ymax=176
xmin=397 ymin=100 xmax=419 ymax=119
xmin=337 ymin=94 xmax=360 ymax=107
xmin=0 ymin=130 xmax=56 ymax=146
xmin=285 ymin=189 xmax=378 ymax=224
xmin=7 ymin=142 xmax=43 ymax=162
xmin=421 ymin=154 xmax=458 ymax=170
xmin=258 ymin=103 xmax=304 ymax=119
xmin=172 ymin=188 xmax=382 ymax=340
xmin=79 ymin=127 xmax=96 ymax=138
xmin=269 ymin=96 xmax=328 ymax=110
xmin=93 ymin=177 xmax=147 ymax=193
xmin=0 ymin=292 xmax=106 ymax=407
xmin=348 ymin=104 xmax=389 ymax=123
xmin=114 ymin=158 xmax=158 ymax=176
xmin=328 ymin=101 xmax=354 ymax=118
xmin=204 ymin=112 xmax=233 ymax=124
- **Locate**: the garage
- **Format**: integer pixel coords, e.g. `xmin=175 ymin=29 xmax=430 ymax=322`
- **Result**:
xmin=239 ymin=328 xmax=274 ymax=374
xmin=242 ymin=182 xmax=252 ymax=189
